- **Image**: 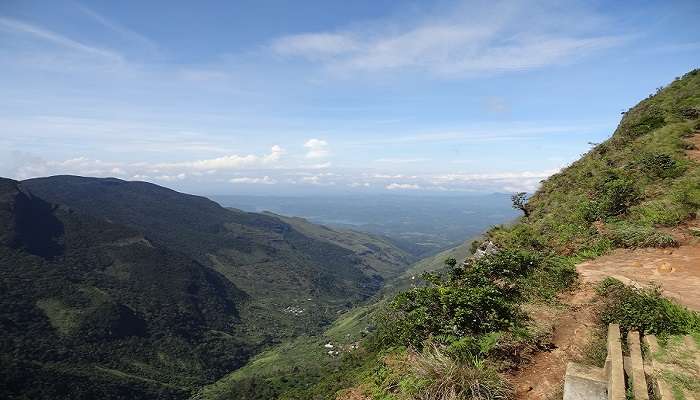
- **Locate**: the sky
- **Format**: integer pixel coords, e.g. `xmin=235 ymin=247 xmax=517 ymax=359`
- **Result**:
xmin=1 ymin=0 xmax=698 ymax=195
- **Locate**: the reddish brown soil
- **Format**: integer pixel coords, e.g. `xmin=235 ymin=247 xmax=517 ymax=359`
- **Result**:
xmin=510 ymin=284 xmax=599 ymax=399
xmin=577 ymin=239 xmax=700 ymax=311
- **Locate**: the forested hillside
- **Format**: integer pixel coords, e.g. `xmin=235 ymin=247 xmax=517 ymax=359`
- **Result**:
xmin=1 ymin=177 xmax=415 ymax=399
xmin=23 ymin=176 xmax=414 ymax=343
xmin=0 ymin=178 xmax=247 ymax=399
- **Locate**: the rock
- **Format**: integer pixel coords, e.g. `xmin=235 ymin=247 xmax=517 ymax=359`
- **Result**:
xmin=517 ymin=384 xmax=533 ymax=393
xmin=657 ymin=262 xmax=674 ymax=273
xmin=472 ymin=240 xmax=500 ymax=260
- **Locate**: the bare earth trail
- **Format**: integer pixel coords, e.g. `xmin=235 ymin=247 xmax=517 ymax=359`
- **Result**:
xmin=510 ymin=284 xmax=599 ymax=399
xmin=512 ymin=235 xmax=700 ymax=399
xmin=577 ymin=238 xmax=700 ymax=311
xmin=511 ymin=132 xmax=700 ymax=398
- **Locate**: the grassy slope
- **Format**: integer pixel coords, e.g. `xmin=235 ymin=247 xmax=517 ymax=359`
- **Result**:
xmin=273 ymin=69 xmax=700 ymax=399
xmin=264 ymin=212 xmax=417 ymax=280
xmin=196 ymin=303 xmax=378 ymax=400
xmin=197 ymin=240 xmax=475 ymax=400
xmin=489 ymin=70 xmax=700 ymax=257
xmin=381 ymin=240 xmax=473 ymax=294
xmin=197 ymin=238 xmax=470 ymax=400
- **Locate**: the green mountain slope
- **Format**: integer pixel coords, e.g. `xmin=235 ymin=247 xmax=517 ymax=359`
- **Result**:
xmin=264 ymin=212 xmax=417 ymax=280
xmin=22 ymin=176 xmax=413 ymax=343
xmin=196 ymin=240 xmax=468 ymax=400
xmin=381 ymin=240 xmax=474 ymax=294
xmin=0 ymin=178 xmax=248 ymax=399
xmin=489 ymin=69 xmax=700 ymax=256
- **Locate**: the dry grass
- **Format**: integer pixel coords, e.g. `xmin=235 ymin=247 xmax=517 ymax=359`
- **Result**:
xmin=411 ymin=346 xmax=513 ymax=400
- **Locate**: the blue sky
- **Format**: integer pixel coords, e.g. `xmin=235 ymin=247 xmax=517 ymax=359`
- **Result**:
xmin=1 ymin=0 xmax=698 ymax=195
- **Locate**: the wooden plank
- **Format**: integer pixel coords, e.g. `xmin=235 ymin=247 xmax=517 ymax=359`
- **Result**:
xmin=643 ymin=335 xmax=674 ymax=400
xmin=607 ymin=324 xmax=626 ymax=400
xmin=627 ymin=331 xmax=649 ymax=400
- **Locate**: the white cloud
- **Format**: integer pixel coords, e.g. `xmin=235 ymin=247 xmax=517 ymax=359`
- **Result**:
xmin=303 ymin=138 xmax=330 ymax=159
xmin=272 ymin=33 xmax=359 ymax=57
xmin=155 ymin=145 xmax=285 ymax=170
xmin=300 ymin=174 xmax=336 ymax=186
xmin=433 ymin=169 xmax=558 ymax=182
xmin=229 ymin=176 xmax=276 ymax=184
xmin=430 ymin=168 xmax=562 ymax=192
xmin=349 ymin=182 xmax=371 ymax=187
xmin=307 ymin=162 xmax=332 ymax=169
xmin=0 ymin=17 xmax=123 ymax=62
xmin=155 ymin=173 xmax=186 ymax=182
xmin=386 ymin=183 xmax=421 ymax=190
xmin=374 ymin=158 xmax=429 ymax=163
xmin=6 ymin=145 xmax=285 ymax=182
xmin=373 ymin=174 xmax=417 ymax=179
xmin=75 ymin=4 xmax=158 ymax=53
xmin=270 ymin=1 xmax=627 ymax=77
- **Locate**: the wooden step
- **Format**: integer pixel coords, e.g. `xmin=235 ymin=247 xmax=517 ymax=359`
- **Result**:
xmin=626 ymin=331 xmax=649 ymax=400
xmin=643 ymin=335 xmax=674 ymax=400
xmin=606 ymin=324 xmax=626 ymax=400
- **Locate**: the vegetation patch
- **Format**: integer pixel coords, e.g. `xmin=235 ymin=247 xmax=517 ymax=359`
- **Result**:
xmin=35 ymin=298 xmax=82 ymax=336
xmin=596 ymin=278 xmax=700 ymax=336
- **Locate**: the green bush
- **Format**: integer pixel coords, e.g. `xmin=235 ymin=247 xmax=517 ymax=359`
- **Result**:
xmin=638 ymin=152 xmax=686 ymax=179
xmin=581 ymin=173 xmax=641 ymax=222
xmin=605 ymin=222 xmax=678 ymax=248
xmin=388 ymin=251 xmax=540 ymax=347
xmin=598 ymin=278 xmax=700 ymax=335
xmin=597 ymin=175 xmax=641 ymax=218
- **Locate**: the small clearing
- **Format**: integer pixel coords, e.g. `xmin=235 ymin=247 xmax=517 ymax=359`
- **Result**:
xmin=577 ymin=239 xmax=700 ymax=311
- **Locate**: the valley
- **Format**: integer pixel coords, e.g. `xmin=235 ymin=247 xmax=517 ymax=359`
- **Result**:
xmin=1 ymin=175 xmax=499 ymax=399
xmin=1 ymin=2 xmax=699 ymax=396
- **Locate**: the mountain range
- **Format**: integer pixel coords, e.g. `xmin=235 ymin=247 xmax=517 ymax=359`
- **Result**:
xmin=1 ymin=176 xmax=417 ymax=399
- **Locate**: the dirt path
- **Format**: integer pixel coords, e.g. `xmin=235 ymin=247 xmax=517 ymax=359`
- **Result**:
xmin=510 ymin=131 xmax=700 ymax=398
xmin=510 ymin=284 xmax=599 ymax=399
xmin=511 ymin=236 xmax=700 ymax=399
xmin=577 ymin=131 xmax=700 ymax=311
xmin=577 ymin=240 xmax=700 ymax=311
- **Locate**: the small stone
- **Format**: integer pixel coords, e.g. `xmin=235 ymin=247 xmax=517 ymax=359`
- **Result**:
xmin=517 ymin=384 xmax=533 ymax=393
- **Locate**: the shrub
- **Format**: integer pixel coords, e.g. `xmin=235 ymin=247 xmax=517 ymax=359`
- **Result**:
xmin=411 ymin=346 xmax=513 ymax=400
xmin=521 ymin=256 xmax=577 ymax=300
xmin=616 ymin=104 xmax=666 ymax=139
xmin=630 ymin=200 xmax=690 ymax=226
xmin=582 ymin=174 xmax=641 ymax=221
xmin=596 ymin=175 xmax=641 ymax=218
xmin=605 ymin=223 xmax=678 ymax=248
xmin=638 ymin=152 xmax=685 ymax=179
xmin=672 ymin=176 xmax=700 ymax=209
xmin=389 ymin=251 xmax=540 ymax=347
xmin=597 ymin=278 xmax=700 ymax=335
